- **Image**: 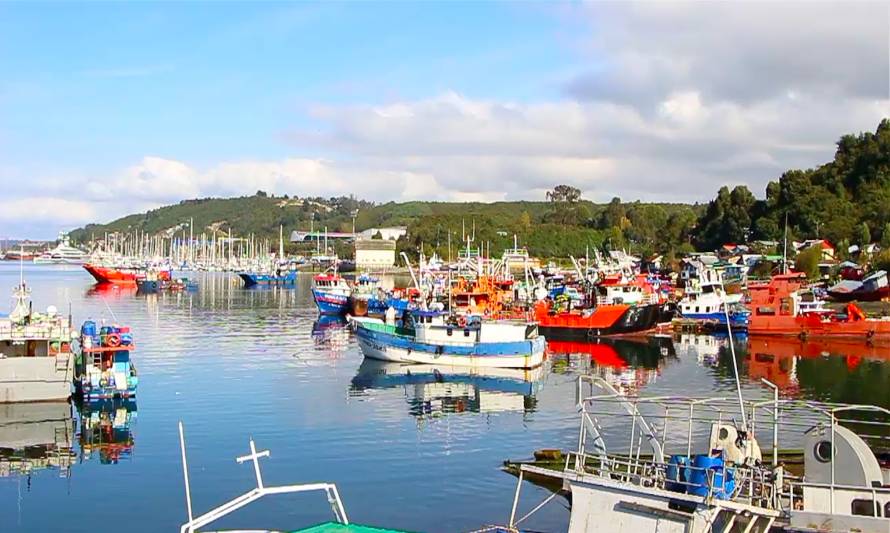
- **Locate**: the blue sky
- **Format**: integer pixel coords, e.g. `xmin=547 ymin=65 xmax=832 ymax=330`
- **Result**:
xmin=0 ymin=2 xmax=886 ymax=238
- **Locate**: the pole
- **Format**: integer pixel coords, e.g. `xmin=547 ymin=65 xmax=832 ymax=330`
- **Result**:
xmin=179 ymin=422 xmax=195 ymax=530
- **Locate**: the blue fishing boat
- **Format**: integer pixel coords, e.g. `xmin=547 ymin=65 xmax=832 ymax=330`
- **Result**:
xmin=238 ymin=271 xmax=297 ymax=287
xmin=312 ymin=273 xmax=351 ymax=315
xmin=76 ymin=321 xmax=138 ymax=401
xmin=677 ymin=268 xmax=749 ymax=331
xmin=350 ymin=311 xmax=546 ymax=369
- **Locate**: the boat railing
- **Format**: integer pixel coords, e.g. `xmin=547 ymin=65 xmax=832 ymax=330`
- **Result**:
xmin=178 ymin=422 xmax=349 ymax=533
xmin=0 ymin=320 xmax=71 ymax=341
xmin=563 ymin=449 xmax=791 ymax=511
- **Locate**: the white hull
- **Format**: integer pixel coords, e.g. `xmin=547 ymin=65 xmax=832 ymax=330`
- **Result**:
xmin=356 ymin=336 xmax=544 ymax=369
xmin=0 ymin=354 xmax=74 ymax=403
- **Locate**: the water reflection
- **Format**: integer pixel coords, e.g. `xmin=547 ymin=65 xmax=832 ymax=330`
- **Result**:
xmin=350 ymin=359 xmax=544 ymax=417
xmin=685 ymin=334 xmax=890 ymax=408
xmin=548 ymin=336 xmax=677 ymax=395
xmin=312 ymin=315 xmax=349 ymax=353
xmin=85 ymin=283 xmax=137 ymax=298
xmin=76 ymin=401 xmax=136 ymax=465
xmin=0 ymin=403 xmax=75 ymax=479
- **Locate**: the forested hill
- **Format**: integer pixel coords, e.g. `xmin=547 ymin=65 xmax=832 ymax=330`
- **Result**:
xmin=695 ymin=119 xmax=890 ymax=251
xmin=71 ymin=119 xmax=890 ymax=259
xmin=69 ymin=191 xmax=700 ymax=259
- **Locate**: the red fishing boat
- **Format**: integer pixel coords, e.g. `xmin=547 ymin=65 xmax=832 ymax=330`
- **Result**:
xmin=533 ymin=299 xmax=662 ymax=340
xmin=83 ymin=264 xmax=171 ymax=285
xmin=748 ymin=273 xmax=890 ymax=341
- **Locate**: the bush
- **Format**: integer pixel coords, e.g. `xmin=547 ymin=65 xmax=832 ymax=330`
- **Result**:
xmin=794 ymin=246 xmax=822 ymax=280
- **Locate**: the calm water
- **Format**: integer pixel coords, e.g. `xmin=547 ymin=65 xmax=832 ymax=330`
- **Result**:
xmin=1 ymin=264 xmax=888 ymax=532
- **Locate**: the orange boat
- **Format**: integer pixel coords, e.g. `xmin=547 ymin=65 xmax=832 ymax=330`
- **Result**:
xmin=748 ymin=273 xmax=890 ymax=341
xmin=83 ymin=264 xmax=171 ymax=285
xmin=450 ymin=275 xmax=515 ymax=315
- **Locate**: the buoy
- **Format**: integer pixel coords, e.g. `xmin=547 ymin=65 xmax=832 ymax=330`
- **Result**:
xmin=105 ymin=333 xmax=122 ymax=347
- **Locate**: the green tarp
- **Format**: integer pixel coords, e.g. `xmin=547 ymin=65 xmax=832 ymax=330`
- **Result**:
xmin=292 ymin=521 xmax=412 ymax=533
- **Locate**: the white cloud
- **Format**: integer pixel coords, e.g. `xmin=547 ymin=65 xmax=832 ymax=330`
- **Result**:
xmin=4 ymin=1 xmax=888 ymax=239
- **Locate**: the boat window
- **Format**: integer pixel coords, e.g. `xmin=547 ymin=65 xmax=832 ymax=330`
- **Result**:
xmin=814 ymin=441 xmax=832 ymax=463
xmin=757 ymin=307 xmax=775 ymax=316
xmin=851 ymin=499 xmax=876 ymax=517
xmin=885 ymin=502 xmax=890 ymax=518
xmin=695 ymin=306 xmax=700 ymax=313
xmin=464 ymin=329 xmax=470 ymax=337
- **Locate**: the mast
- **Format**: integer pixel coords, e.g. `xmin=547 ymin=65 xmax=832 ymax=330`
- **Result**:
xmin=782 ymin=212 xmax=788 ymax=275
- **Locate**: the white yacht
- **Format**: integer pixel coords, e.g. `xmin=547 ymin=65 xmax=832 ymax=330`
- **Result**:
xmin=33 ymin=233 xmax=87 ymax=264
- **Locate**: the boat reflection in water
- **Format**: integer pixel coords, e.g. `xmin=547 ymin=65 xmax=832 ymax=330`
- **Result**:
xmin=85 ymin=282 xmax=137 ymax=299
xmin=76 ymin=400 xmax=136 ymax=465
xmin=311 ymin=315 xmax=349 ymax=353
xmin=547 ymin=335 xmax=677 ymax=395
xmin=0 ymin=402 xmax=75 ymax=479
xmin=350 ymin=359 xmax=545 ymax=418
xmin=743 ymin=336 xmax=890 ymax=404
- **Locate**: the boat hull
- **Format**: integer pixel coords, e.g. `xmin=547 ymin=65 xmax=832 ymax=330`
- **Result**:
xmin=536 ymin=303 xmax=663 ymax=341
xmin=0 ymin=355 xmax=74 ymax=403
xmin=353 ymin=322 xmax=545 ymax=369
xmin=313 ymin=289 xmax=350 ymax=315
xmin=237 ymin=272 xmax=297 ymax=287
xmin=84 ymin=264 xmax=170 ymax=285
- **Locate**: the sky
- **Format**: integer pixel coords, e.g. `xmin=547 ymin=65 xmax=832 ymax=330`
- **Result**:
xmin=0 ymin=1 xmax=888 ymax=238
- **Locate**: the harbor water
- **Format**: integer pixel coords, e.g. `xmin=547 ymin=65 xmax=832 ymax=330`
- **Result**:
xmin=1 ymin=264 xmax=888 ymax=532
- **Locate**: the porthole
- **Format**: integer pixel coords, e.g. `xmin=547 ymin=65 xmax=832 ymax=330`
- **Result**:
xmin=814 ymin=441 xmax=832 ymax=463
xmin=718 ymin=427 xmax=730 ymax=441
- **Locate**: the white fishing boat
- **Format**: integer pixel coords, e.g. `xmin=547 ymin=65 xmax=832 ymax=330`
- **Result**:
xmin=350 ymin=310 xmax=545 ymax=369
xmin=506 ymin=378 xmax=890 ymax=532
xmin=0 ymin=280 xmax=75 ymax=402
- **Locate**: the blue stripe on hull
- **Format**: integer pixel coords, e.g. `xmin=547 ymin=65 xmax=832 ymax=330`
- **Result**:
xmin=354 ymin=324 xmax=544 ymax=357
xmin=313 ymin=289 xmax=349 ymax=315
xmin=681 ymin=311 xmax=749 ymax=328
xmin=239 ymin=273 xmax=297 ymax=286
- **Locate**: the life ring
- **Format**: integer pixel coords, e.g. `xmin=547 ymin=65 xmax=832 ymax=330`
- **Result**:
xmin=105 ymin=333 xmax=122 ymax=347
xmin=457 ymin=316 xmax=468 ymax=328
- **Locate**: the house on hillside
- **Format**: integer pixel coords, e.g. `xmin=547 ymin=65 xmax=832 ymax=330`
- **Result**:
xmin=794 ymin=239 xmax=835 ymax=261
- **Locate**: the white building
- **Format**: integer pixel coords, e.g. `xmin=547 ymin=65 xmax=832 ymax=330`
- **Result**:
xmin=355 ymin=239 xmax=396 ymax=270
xmin=358 ymin=227 xmax=407 ymax=241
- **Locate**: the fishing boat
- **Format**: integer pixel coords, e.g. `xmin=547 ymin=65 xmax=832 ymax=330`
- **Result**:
xmin=312 ymin=272 xmax=352 ymax=315
xmin=348 ymin=273 xmax=385 ymax=316
xmin=83 ymin=263 xmax=172 ymax=285
xmin=350 ymin=310 xmax=545 ymax=369
xmin=533 ymin=298 xmax=663 ymax=340
xmin=75 ymin=320 xmax=138 ymax=401
xmin=749 ymin=273 xmax=890 ymax=341
xmin=676 ymin=268 xmax=749 ymax=331
xmin=137 ymin=276 xmax=197 ymax=293
xmin=506 ymin=375 xmax=890 ymax=533
xmin=236 ymin=269 xmax=297 ymax=287
xmin=0 ymin=281 xmax=75 ymax=403
xmin=827 ymin=270 xmax=890 ymax=302
xmin=177 ymin=422 xmax=410 ymax=533
xmin=33 ymin=233 xmax=87 ymax=264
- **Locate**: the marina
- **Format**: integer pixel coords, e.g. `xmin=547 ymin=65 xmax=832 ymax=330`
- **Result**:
xmin=0 ymin=263 xmax=888 ymax=532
